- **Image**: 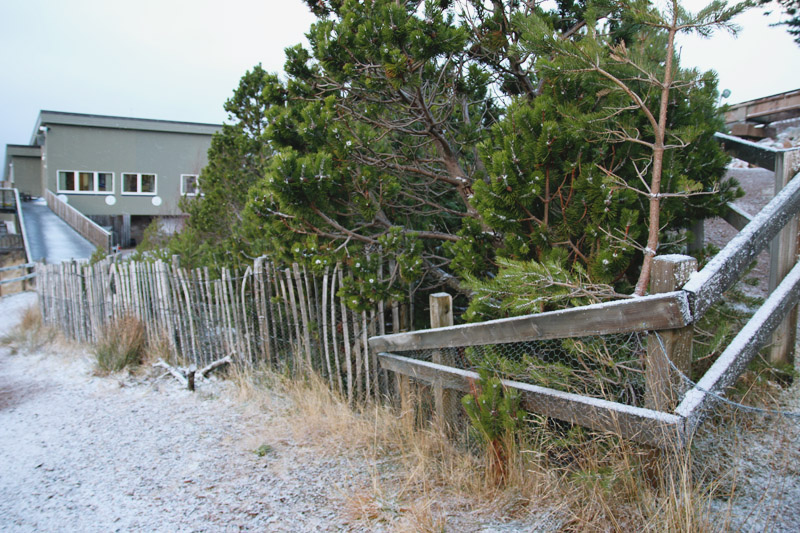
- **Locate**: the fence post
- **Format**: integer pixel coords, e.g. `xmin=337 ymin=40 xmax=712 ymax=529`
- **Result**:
xmin=430 ymin=292 xmax=461 ymax=434
xmin=768 ymin=150 xmax=800 ymax=366
xmin=645 ymin=255 xmax=697 ymax=412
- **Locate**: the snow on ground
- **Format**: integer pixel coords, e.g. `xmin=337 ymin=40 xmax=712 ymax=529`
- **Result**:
xmin=0 ymin=292 xmax=556 ymax=532
xmin=0 ymin=292 xmax=371 ymax=532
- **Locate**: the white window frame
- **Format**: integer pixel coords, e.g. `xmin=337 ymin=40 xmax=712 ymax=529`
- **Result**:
xmin=180 ymin=174 xmax=200 ymax=196
xmin=121 ymin=172 xmax=158 ymax=196
xmin=56 ymin=170 xmax=115 ymax=194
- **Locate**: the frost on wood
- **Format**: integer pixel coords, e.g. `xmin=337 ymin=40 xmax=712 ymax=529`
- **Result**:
xmin=677 ymin=259 xmax=800 ymax=431
xmin=683 ymin=170 xmax=800 ymax=319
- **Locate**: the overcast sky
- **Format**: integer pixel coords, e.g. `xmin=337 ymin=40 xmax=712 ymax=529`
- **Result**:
xmin=2 ymin=0 xmax=799 ymax=157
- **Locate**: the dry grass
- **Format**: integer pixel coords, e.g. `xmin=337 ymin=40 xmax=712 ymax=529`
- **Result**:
xmin=0 ymin=304 xmax=56 ymax=354
xmin=227 ymin=367 xmax=731 ymax=531
xmin=93 ymin=315 xmax=146 ymax=374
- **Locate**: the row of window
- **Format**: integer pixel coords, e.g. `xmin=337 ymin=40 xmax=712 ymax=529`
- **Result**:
xmin=57 ymin=171 xmax=200 ymax=196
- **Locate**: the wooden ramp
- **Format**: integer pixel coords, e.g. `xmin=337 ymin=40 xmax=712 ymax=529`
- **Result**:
xmin=725 ymin=89 xmax=800 ymax=138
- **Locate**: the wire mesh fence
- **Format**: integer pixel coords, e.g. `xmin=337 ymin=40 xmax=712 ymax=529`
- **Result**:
xmin=392 ymin=331 xmax=648 ymax=405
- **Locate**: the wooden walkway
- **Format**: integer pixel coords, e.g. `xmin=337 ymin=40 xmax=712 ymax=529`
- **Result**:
xmin=725 ymin=89 xmax=800 ymax=138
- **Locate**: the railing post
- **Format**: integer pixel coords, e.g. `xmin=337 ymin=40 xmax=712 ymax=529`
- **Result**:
xmin=430 ymin=292 xmax=460 ymax=434
xmin=768 ymin=150 xmax=800 ymax=366
xmin=646 ymin=255 xmax=697 ymax=412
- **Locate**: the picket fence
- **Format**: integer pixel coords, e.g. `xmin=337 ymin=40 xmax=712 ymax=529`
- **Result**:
xmin=36 ymin=256 xmax=398 ymax=403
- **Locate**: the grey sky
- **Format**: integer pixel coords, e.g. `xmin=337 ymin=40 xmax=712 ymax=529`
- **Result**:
xmin=1 ymin=0 xmax=799 ymax=159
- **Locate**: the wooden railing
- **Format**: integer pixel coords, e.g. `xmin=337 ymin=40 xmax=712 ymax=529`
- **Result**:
xmin=0 ymin=262 xmax=36 ymax=288
xmin=0 ymin=188 xmax=32 ymax=263
xmin=45 ymin=189 xmax=112 ymax=252
xmin=369 ymin=167 xmax=800 ymax=450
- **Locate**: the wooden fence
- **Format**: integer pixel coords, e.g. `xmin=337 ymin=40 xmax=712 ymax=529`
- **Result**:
xmin=370 ymin=165 xmax=800 ymax=449
xmin=45 ymin=189 xmax=112 ymax=252
xmin=1 ymin=187 xmax=32 ymax=263
xmin=36 ymin=256 xmax=398 ymax=403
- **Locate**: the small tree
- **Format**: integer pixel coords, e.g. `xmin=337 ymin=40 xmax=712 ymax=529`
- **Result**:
xmin=515 ymin=0 xmax=749 ymax=295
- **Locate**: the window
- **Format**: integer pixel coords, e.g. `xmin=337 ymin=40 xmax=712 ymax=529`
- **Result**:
xmin=57 ymin=170 xmax=114 ymax=193
xmin=121 ymin=173 xmax=157 ymax=195
xmin=181 ymin=174 xmax=200 ymax=196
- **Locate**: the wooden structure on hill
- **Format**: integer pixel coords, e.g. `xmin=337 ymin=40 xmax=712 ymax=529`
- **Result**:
xmin=725 ymin=89 xmax=800 ymax=139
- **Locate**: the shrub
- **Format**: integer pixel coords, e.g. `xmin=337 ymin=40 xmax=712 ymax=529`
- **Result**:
xmin=93 ymin=316 xmax=146 ymax=374
xmin=0 ymin=304 xmax=55 ymax=354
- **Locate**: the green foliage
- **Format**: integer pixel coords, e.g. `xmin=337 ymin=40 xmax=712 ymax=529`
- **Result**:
xmin=458 ymin=0 xmax=744 ymax=315
xmin=461 ymin=370 xmax=524 ymax=482
xmin=465 ymin=334 xmax=646 ymax=406
xmin=171 ymin=0 xmax=744 ymax=324
xmin=254 ymin=444 xmax=274 ymax=457
xmin=462 ymin=372 xmax=525 ymax=444
xmin=89 ymin=245 xmax=108 ymax=265
xmin=761 ymin=0 xmax=800 ymax=45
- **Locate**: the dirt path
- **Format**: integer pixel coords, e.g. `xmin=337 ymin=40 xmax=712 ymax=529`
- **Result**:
xmin=0 ymin=293 xmax=369 ymax=532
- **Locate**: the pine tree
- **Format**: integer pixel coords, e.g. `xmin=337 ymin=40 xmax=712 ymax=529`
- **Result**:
xmin=460 ymin=0 xmax=746 ymax=319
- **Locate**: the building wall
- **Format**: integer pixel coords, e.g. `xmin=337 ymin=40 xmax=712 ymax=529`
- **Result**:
xmin=10 ymin=154 xmax=43 ymax=197
xmin=43 ymin=124 xmax=212 ymax=216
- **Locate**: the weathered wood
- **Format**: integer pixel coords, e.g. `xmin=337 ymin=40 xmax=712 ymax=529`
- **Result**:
xmin=321 ymin=268 xmax=334 ymax=389
xmin=722 ymin=202 xmax=753 ymax=232
xmin=284 ymin=268 xmax=304 ymax=372
xmin=0 ymin=262 xmax=35 ymax=273
xmin=177 ymin=268 xmax=198 ymax=364
xmin=645 ymin=255 xmax=697 ymax=412
xmin=683 ymin=169 xmax=800 ymax=319
xmin=677 ymin=259 xmax=800 ymax=434
xmin=338 ymin=266 xmax=354 ymax=403
xmin=362 ymin=311 xmax=371 ymax=402
xmin=429 ymin=293 xmax=459 ymax=431
xmin=379 ymin=353 xmax=684 ymax=449
xmin=200 ymin=354 xmax=232 ymax=378
xmin=154 ymin=359 xmax=189 ymax=388
xmin=254 ymin=258 xmax=272 ymax=364
xmin=724 ymin=89 xmax=800 ymax=126
xmin=292 ymin=263 xmax=314 ymax=370
xmin=352 ymin=308 xmax=364 ymax=401
xmin=241 ymin=266 xmax=254 ymax=364
xmin=768 ymin=150 xmax=800 ymax=366
xmin=0 ymin=272 xmax=37 ymax=285
xmin=369 ymin=292 xmax=690 ymax=353
xmin=714 ymin=132 xmax=779 ymax=169
xmin=45 ymin=189 xmax=112 ymax=251
xmin=328 ymin=265 xmax=343 ymax=393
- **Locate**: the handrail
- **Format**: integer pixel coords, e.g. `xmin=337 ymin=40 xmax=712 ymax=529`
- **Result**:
xmin=0 ymin=262 xmax=34 ymax=273
xmin=714 ymin=132 xmax=799 ymax=169
xmin=369 ymin=292 xmax=690 ymax=353
xmin=380 ymin=352 xmax=684 ymax=448
xmin=0 ymin=188 xmax=32 ymax=262
xmin=13 ymin=188 xmax=32 ymax=263
xmin=682 ymin=170 xmax=800 ymax=318
xmin=44 ymin=189 xmax=112 ymax=252
xmin=677 ymin=259 xmax=800 ymax=432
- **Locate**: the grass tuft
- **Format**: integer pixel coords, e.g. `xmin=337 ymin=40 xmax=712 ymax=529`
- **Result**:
xmin=0 ymin=304 xmax=56 ymax=354
xmin=93 ymin=315 xmax=146 ymax=374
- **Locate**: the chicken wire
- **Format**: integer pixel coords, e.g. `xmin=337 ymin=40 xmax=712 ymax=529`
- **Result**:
xmin=390 ymin=331 xmax=648 ymax=407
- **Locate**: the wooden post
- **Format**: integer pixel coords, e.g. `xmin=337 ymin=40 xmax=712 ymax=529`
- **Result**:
xmin=430 ymin=292 xmax=460 ymax=433
xmin=645 ymin=255 xmax=697 ymax=412
xmin=768 ymin=150 xmax=800 ymax=366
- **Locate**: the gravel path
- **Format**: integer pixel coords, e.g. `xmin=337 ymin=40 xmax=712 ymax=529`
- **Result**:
xmin=0 ymin=293 xmax=368 ymax=532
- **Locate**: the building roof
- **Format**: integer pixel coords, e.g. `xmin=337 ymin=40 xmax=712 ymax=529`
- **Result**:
xmin=3 ymin=145 xmax=42 ymax=180
xmin=31 ymin=110 xmax=222 ymax=143
xmin=5 ymin=144 xmax=42 ymax=158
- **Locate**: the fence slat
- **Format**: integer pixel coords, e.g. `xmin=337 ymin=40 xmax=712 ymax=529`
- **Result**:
xmin=369 ymin=292 xmax=691 ymax=354
xmin=379 ymin=353 xmax=684 ymax=449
